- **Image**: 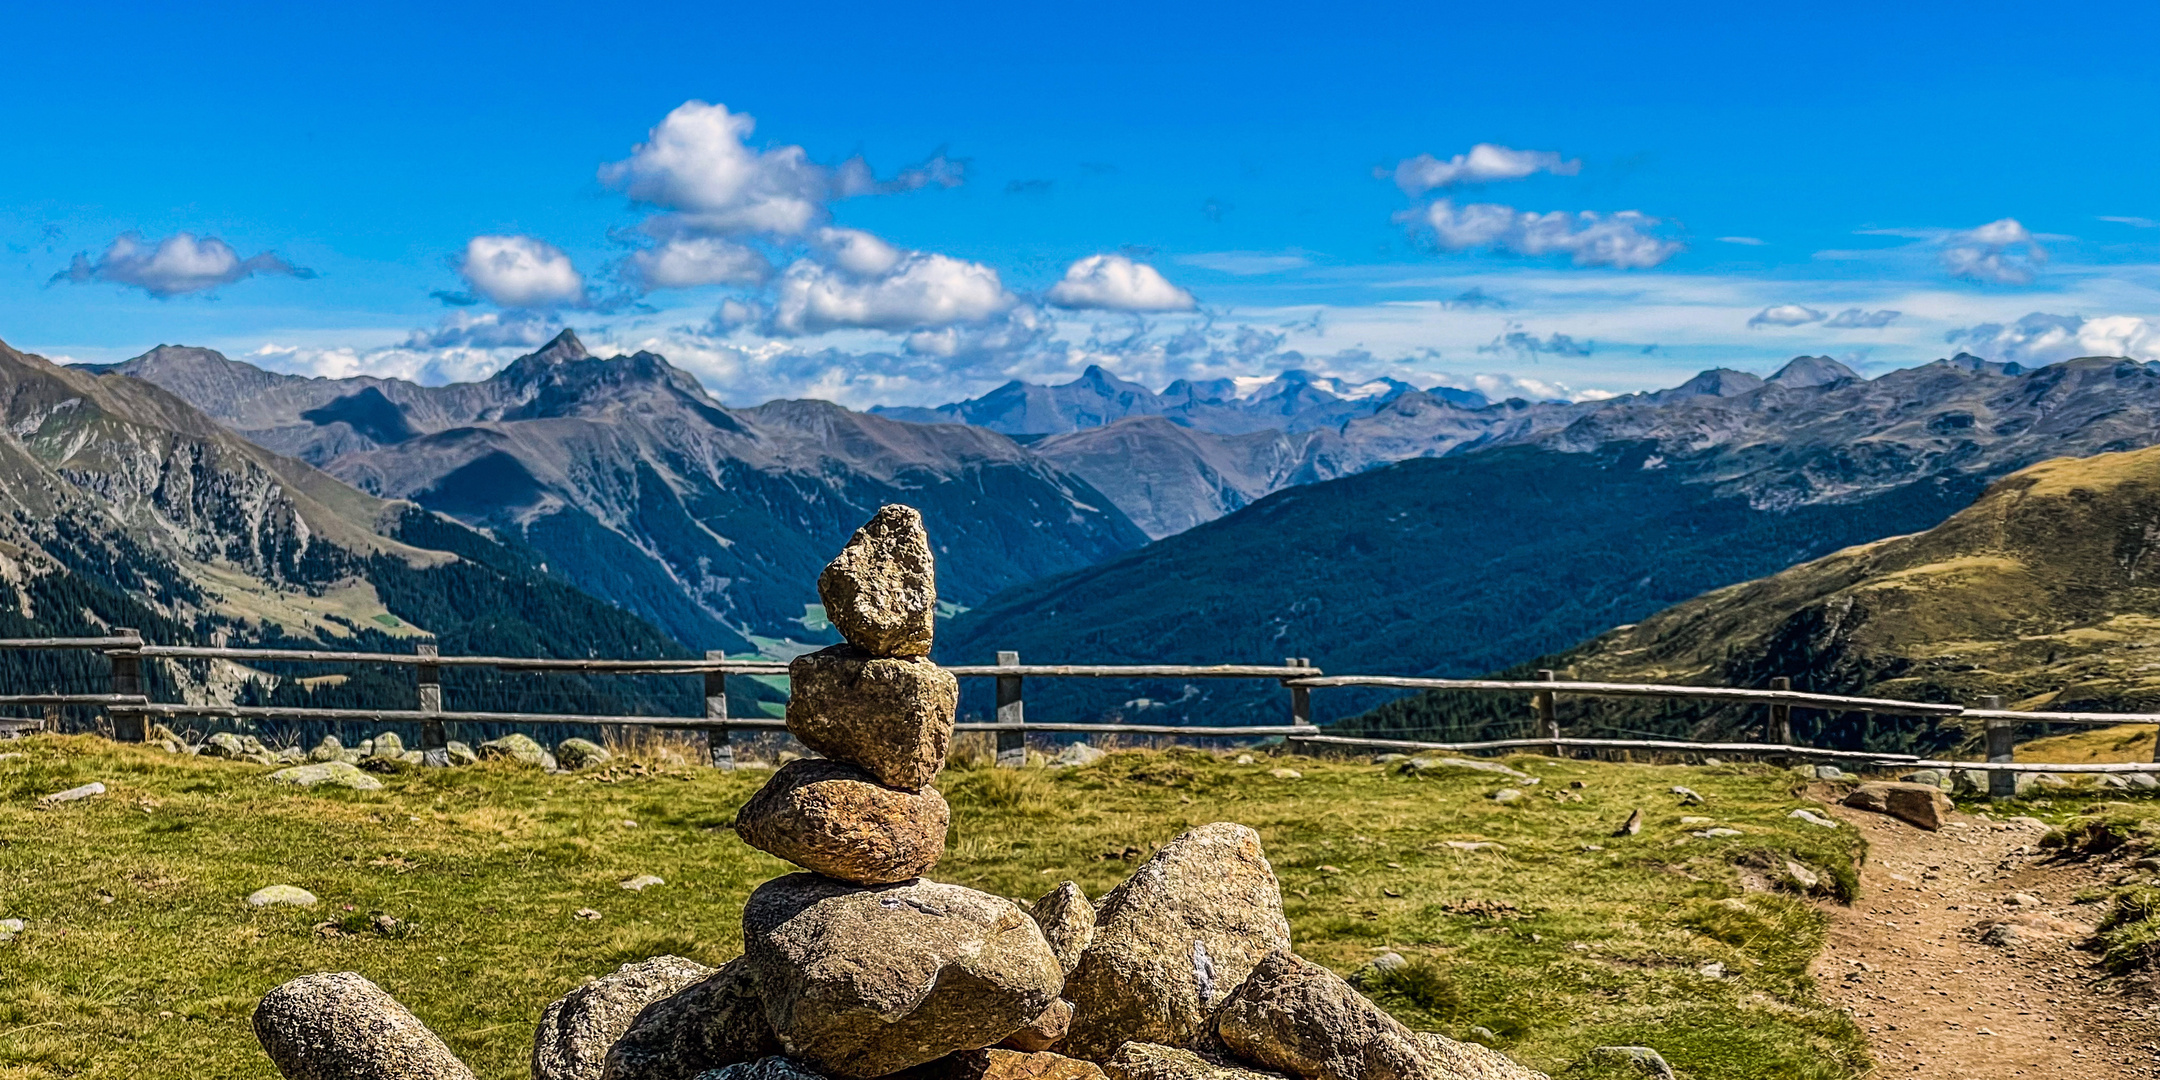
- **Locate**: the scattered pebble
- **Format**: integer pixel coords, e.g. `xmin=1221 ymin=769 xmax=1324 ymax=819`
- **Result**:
xmin=1317 ymin=865 xmax=1343 ymax=874
xmin=0 ymin=918 xmax=23 ymax=942
xmin=1680 ymin=816 xmax=1712 ymax=826
xmin=2007 ymin=893 xmax=2042 ymax=907
xmin=1444 ymin=840 xmax=1504 ymax=852
xmin=1699 ymin=961 xmax=1727 ymax=979
xmin=1269 ymin=767 xmax=1302 ymax=780
xmin=620 ymin=820 xmax=639 ymax=829
xmin=1691 ymin=827 xmax=1743 ymax=838
xmin=246 ymin=885 xmax=319 ymax=908
xmin=1788 ymin=808 xmax=1840 ymax=829
xmin=1234 ymin=754 xmax=1257 ymax=765
xmin=38 ymin=781 xmax=106 ymax=805
xmin=620 ymin=874 xmax=665 ymax=892
xmin=573 ymin=908 xmax=602 ymax=921
xmin=1671 ymin=786 xmax=1705 ymax=806
xmin=1491 ymin=788 xmax=1524 ymax=803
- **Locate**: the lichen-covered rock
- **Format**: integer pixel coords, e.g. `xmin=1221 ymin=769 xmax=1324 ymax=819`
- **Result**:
xmin=733 ymin=760 xmax=949 ymax=884
xmin=786 ymin=645 xmax=956 ymax=790
xmin=1061 ymin=823 xmax=1291 ymax=1061
xmin=556 ymin=738 xmax=613 ymax=771
xmin=742 ymin=874 xmax=1063 ymax=1078
xmin=1412 ymin=1035 xmax=1548 ymax=1080
xmin=817 ymin=505 xmax=937 ymax=658
xmin=1577 ymin=1047 xmax=1672 ymax=1080
xmin=1099 ymin=1043 xmax=1284 ymax=1080
xmin=1213 ymin=950 xmax=1437 ymax=1080
xmin=445 ymin=741 xmax=479 ymax=767
xmin=480 ymin=733 xmax=553 ymax=768
xmin=202 ymin=732 xmax=252 ymax=759
xmin=1031 ymin=881 xmax=1096 ymax=975
xmin=998 ymin=998 xmax=1074 ymax=1053
xmin=1842 ymin=781 xmax=1952 ymax=831
xmin=533 ymin=955 xmax=714 ymax=1080
xmin=309 ymin=736 xmax=346 ymax=763
xmin=603 ymin=958 xmax=779 ymax=1080
xmin=253 ymin=970 xmax=477 ymax=1080
xmin=371 ymin=732 xmax=406 ymax=758
xmin=266 ymin=762 xmax=386 ymax=790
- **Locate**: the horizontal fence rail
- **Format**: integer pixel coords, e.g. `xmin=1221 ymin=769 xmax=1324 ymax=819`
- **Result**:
xmin=2 ymin=633 xmax=2159 ymax=787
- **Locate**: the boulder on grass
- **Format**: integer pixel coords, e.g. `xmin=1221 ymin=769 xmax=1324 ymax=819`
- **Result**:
xmin=785 ymin=645 xmax=956 ymax=790
xmin=1100 ymin=1043 xmax=1284 ymax=1080
xmin=601 ymin=958 xmax=779 ymax=1080
xmin=1213 ymin=950 xmax=1431 ymax=1080
xmin=1842 ymin=782 xmax=1953 ymax=831
xmin=733 ymin=759 xmax=950 ymax=884
xmin=253 ymin=971 xmax=476 ymax=1080
xmin=267 ymin=761 xmax=385 ymax=791
xmin=533 ymin=955 xmax=714 ymax=1080
xmin=309 ymin=737 xmax=346 ymax=763
xmin=1061 ymin=823 xmax=1292 ymax=1062
xmin=817 ymin=504 xmax=937 ymax=658
xmin=742 ymin=874 xmax=1063 ymax=1078
xmin=556 ymin=738 xmax=613 ymax=771
xmin=480 ymin=734 xmax=555 ymax=769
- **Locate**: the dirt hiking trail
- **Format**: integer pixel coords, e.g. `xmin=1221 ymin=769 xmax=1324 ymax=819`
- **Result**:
xmin=1810 ymin=795 xmax=2160 ymax=1077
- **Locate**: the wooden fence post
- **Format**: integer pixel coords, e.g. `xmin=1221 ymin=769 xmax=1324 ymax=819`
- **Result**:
xmin=1286 ymin=657 xmax=1313 ymax=727
xmin=995 ymin=651 xmax=1025 ymax=768
xmin=109 ymin=628 xmax=145 ymax=743
xmin=705 ymin=651 xmax=734 ymax=769
xmin=1768 ymin=676 xmax=1792 ymax=746
xmin=1536 ymin=669 xmax=1559 ymax=757
xmin=1981 ymin=694 xmax=2016 ymax=799
xmin=417 ymin=644 xmax=447 ymax=766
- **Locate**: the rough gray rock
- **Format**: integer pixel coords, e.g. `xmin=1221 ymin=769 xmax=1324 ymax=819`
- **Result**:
xmin=733 ymin=759 xmax=950 ymax=884
xmin=253 ymin=970 xmax=477 ymax=1080
xmin=371 ymin=732 xmax=406 ymax=758
xmin=1842 ymin=782 xmax=1952 ymax=831
xmin=602 ymin=959 xmax=778 ymax=1080
xmin=998 ymin=998 xmax=1074 ymax=1053
xmin=38 ymin=781 xmax=107 ymax=804
xmin=1580 ymin=1047 xmax=1673 ymax=1079
xmin=480 ymin=734 xmax=555 ymax=769
xmin=1061 ymin=823 xmax=1292 ymax=1062
xmin=310 ymin=736 xmax=346 ymax=763
xmin=1099 ymin=1043 xmax=1284 ymax=1080
xmin=1213 ymin=950 xmax=1433 ymax=1080
xmin=786 ymin=646 xmax=957 ymax=790
xmin=1032 ymin=881 xmax=1097 ymax=975
xmin=1785 ymin=809 xmax=1838 ymax=830
xmin=204 ymin=732 xmax=269 ymax=760
xmin=533 ymin=955 xmax=715 ymax=1080
xmin=742 ymin=874 xmax=1063 ymax=1078
xmin=1054 ymin=743 xmax=1107 ymax=769
xmin=1396 ymin=758 xmax=1534 ymax=782
xmin=895 ymin=1048 xmax=1109 ymax=1080
xmin=445 ymin=741 xmax=479 ymax=767
xmin=818 ymin=505 xmax=937 ymax=658
xmin=556 ymin=738 xmax=613 ymax=771
xmin=692 ymin=1058 xmax=828 ymax=1080
xmin=267 ymin=762 xmax=385 ymax=791
xmin=247 ymin=885 xmax=320 ymax=908
xmin=1411 ymin=1034 xmax=1547 ymax=1080
xmin=1811 ymin=765 xmax=1847 ymax=780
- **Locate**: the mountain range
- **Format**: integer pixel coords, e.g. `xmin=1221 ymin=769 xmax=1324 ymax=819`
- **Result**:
xmin=89 ymin=332 xmax=1147 ymax=654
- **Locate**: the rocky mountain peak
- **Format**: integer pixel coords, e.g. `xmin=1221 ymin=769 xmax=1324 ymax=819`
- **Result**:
xmin=531 ymin=329 xmax=590 ymax=364
xmin=1767 ymin=355 xmax=1861 ymax=389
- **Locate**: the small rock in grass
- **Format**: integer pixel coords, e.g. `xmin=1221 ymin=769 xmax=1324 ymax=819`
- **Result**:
xmin=1490 ymin=788 xmax=1523 ymax=803
xmin=1583 ymin=1046 xmax=1675 ymax=1079
xmin=247 ymin=885 xmax=319 ymax=908
xmin=1398 ymin=757 xmax=1535 ymax=782
xmin=1269 ymin=768 xmax=1301 ymax=780
xmin=479 ymin=733 xmax=553 ymax=768
xmin=532 ymin=954 xmax=713 ymax=1080
xmin=621 ymin=875 xmax=666 ymax=892
xmin=602 ymin=958 xmax=779 ymax=1080
xmin=1698 ymin=961 xmax=1726 ymax=979
xmin=818 ymin=504 xmax=938 ymax=658
xmin=0 ymin=918 xmax=23 ymax=942
xmin=555 ymin=738 xmax=612 ymax=771
xmin=1842 ymin=782 xmax=1952 ymax=831
xmin=1670 ymin=786 xmax=1704 ymax=806
xmin=308 ymin=736 xmax=345 ymax=763
xmin=733 ymin=759 xmax=949 ymax=885
xmin=1057 ymin=743 xmax=1108 ymax=768
xmin=38 ymin=781 xmax=106 ymax=805
xmin=267 ymin=761 xmax=385 ymax=791
xmin=1217 ymin=950 xmax=1544 ymax=1080
xmin=1345 ymin=951 xmax=1406 ymax=988
xmin=1613 ymin=809 xmax=1643 ymax=837
xmin=370 ymin=732 xmax=406 ymax=758
xmin=1691 ymin=827 xmax=1742 ymax=838
xmin=1783 ymin=861 xmax=1822 ymax=891
xmin=1787 ymin=808 xmax=1839 ymax=829
xmin=575 ymin=908 xmax=602 ymax=921
xmin=1235 ymin=754 xmax=1258 ymax=765
xmin=1679 ymin=816 xmax=1711 ymax=826
xmin=445 ymin=741 xmax=479 ymax=767
xmin=1812 ymin=765 xmax=1848 ymax=780
xmin=254 ymin=971 xmax=476 ymax=1080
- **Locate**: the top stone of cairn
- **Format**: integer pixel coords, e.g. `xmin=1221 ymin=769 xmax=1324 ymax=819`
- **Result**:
xmin=818 ymin=505 xmax=937 ymax=658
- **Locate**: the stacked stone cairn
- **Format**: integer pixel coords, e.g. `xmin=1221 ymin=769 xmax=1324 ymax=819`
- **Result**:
xmin=248 ymin=505 xmax=1548 ymax=1080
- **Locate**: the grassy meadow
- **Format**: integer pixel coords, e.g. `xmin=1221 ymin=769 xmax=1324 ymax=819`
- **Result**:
xmin=0 ymin=736 xmax=1877 ymax=1080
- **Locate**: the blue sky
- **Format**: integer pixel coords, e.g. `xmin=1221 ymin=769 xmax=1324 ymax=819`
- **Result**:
xmin=6 ymin=0 xmax=2159 ymax=406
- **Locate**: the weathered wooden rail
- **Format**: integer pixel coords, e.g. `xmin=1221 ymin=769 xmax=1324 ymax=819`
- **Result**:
xmin=2 ymin=635 xmax=2157 ymax=791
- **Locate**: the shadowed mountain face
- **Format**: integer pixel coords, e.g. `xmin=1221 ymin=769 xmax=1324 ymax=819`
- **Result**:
xmin=95 ymin=332 xmax=1148 ymax=652
xmin=940 ymin=353 xmax=2160 ymax=726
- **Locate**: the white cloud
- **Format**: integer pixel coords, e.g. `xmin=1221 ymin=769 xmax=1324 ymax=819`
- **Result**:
xmin=1388 ymin=144 xmax=1579 ymax=195
xmin=815 ymin=227 xmax=906 ymax=277
xmin=599 ymin=101 xmax=829 ymax=236
xmin=1718 ymin=236 xmax=1767 ymax=246
xmin=904 ymin=306 xmax=1053 ymax=361
xmin=1400 ymin=201 xmax=1682 ymax=269
xmin=1946 ymin=312 xmax=2160 ymax=364
xmin=1748 ymin=304 xmax=1826 ymax=328
xmin=1175 ymin=251 xmax=1312 ymax=275
xmin=51 ymin=232 xmax=312 ymax=297
xmin=1436 ymin=371 xmax=1608 ymax=403
xmin=403 ymin=309 xmax=563 ymax=350
xmin=625 ymin=236 xmax=771 ymax=290
xmin=1045 ymin=254 xmax=1197 ymax=312
xmin=772 ymin=252 xmax=1013 ymax=335
xmin=459 ymin=235 xmax=585 ymax=308
xmin=1823 ymin=308 xmax=1900 ymax=329
xmin=2100 ymin=216 xmax=2158 ymax=228
xmin=1939 ymin=218 xmax=2046 ymax=285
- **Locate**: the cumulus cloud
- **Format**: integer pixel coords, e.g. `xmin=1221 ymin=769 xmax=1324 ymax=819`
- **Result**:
xmin=1045 ymin=254 xmax=1197 ymax=312
xmin=1939 ymin=218 xmax=2046 ymax=284
xmin=771 ymin=252 xmax=1013 ymax=335
xmin=1387 ymin=144 xmax=1579 ymax=195
xmin=815 ymin=227 xmax=906 ymax=277
xmin=459 ymin=235 xmax=585 ymax=308
xmin=51 ymin=232 xmax=312 ymax=298
xmin=625 ymin=236 xmax=771 ymax=290
xmin=1748 ymin=304 xmax=1825 ymax=328
xmin=1824 ymin=308 xmax=1901 ymax=329
xmin=402 ymin=309 xmax=564 ymax=350
xmin=1399 ymin=201 xmax=1682 ymax=269
xmin=1481 ymin=329 xmax=1594 ymax=358
xmin=1945 ymin=312 xmax=2160 ymax=364
xmin=904 ymin=306 xmax=1054 ymax=361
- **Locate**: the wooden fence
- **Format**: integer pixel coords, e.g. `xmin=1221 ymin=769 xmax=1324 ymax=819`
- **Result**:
xmin=2 ymin=634 xmax=2157 ymax=792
